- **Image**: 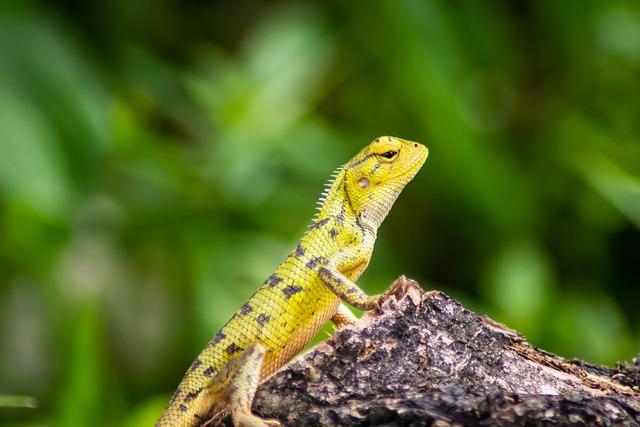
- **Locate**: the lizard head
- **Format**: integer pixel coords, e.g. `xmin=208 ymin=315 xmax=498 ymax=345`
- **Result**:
xmin=344 ymin=136 xmax=428 ymax=229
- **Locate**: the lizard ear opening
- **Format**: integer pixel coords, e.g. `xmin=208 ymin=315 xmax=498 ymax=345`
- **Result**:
xmin=358 ymin=177 xmax=370 ymax=188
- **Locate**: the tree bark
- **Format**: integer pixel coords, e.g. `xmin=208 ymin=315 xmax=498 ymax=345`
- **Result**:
xmin=215 ymin=277 xmax=640 ymax=426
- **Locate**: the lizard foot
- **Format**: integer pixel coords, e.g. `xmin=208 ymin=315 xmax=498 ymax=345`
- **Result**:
xmin=369 ymin=276 xmax=422 ymax=313
xmin=234 ymin=413 xmax=282 ymax=427
xmin=385 ymin=275 xmax=421 ymax=300
xmin=332 ymin=318 xmax=357 ymax=331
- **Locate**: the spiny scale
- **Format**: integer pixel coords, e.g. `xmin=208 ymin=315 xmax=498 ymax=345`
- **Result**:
xmin=312 ymin=164 xmax=345 ymax=221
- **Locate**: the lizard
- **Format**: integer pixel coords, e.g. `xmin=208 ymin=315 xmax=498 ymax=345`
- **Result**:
xmin=157 ymin=136 xmax=429 ymax=427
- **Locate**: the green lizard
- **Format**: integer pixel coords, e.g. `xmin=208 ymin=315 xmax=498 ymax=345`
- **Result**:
xmin=157 ymin=136 xmax=428 ymax=426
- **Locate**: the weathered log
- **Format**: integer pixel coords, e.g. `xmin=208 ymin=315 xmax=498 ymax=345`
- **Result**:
xmin=214 ymin=277 xmax=640 ymax=426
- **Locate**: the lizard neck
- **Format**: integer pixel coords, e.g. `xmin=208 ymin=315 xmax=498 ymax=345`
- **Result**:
xmin=360 ymin=186 xmax=403 ymax=231
xmin=313 ymin=169 xmax=378 ymax=243
xmin=314 ymin=161 xmax=403 ymax=235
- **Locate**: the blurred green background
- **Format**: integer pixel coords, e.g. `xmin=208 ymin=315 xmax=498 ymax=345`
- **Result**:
xmin=1 ymin=0 xmax=639 ymax=425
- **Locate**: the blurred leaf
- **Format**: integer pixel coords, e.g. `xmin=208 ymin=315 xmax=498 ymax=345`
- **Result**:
xmin=184 ymin=3 xmax=337 ymax=206
xmin=55 ymin=305 xmax=104 ymax=427
xmin=594 ymin=6 xmax=640 ymax=66
xmin=0 ymin=395 xmax=37 ymax=409
xmin=577 ymin=151 xmax=640 ymax=229
xmin=548 ymin=292 xmax=633 ymax=365
xmin=560 ymin=116 xmax=640 ymax=229
xmin=0 ymin=14 xmax=110 ymax=193
xmin=0 ymin=86 xmax=73 ymax=219
xmin=482 ymin=238 xmax=553 ymax=337
xmin=120 ymin=395 xmax=167 ymax=427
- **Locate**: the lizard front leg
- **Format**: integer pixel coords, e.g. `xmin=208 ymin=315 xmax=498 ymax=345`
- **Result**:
xmin=318 ymin=247 xmax=381 ymax=311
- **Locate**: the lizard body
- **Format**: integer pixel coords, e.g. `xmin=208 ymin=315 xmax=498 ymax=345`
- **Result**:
xmin=157 ymin=136 xmax=428 ymax=426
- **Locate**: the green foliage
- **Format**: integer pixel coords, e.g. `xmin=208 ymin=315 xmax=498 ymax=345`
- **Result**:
xmin=0 ymin=1 xmax=638 ymax=425
xmin=0 ymin=396 xmax=37 ymax=409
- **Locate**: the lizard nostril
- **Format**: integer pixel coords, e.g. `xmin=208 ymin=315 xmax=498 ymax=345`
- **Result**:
xmin=413 ymin=143 xmax=418 ymax=148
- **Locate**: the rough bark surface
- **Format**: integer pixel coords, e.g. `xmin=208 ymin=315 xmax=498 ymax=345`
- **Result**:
xmin=215 ymin=277 xmax=640 ymax=426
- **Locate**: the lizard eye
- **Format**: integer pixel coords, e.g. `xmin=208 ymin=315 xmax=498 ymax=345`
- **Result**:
xmin=379 ymin=150 xmax=397 ymax=160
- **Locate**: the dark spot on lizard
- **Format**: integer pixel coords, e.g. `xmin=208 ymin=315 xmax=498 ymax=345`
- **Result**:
xmin=348 ymin=153 xmax=375 ymax=167
xmin=240 ymin=303 xmax=253 ymax=316
xmin=282 ymin=285 xmax=303 ymax=298
xmin=356 ymin=212 xmax=373 ymax=237
xmin=184 ymin=388 xmax=202 ymax=403
xmin=319 ymin=267 xmax=349 ymax=292
xmin=310 ymin=217 xmax=330 ymax=229
xmin=348 ymin=286 xmax=359 ymax=293
xmin=336 ymin=206 xmax=345 ymax=224
xmin=329 ymin=228 xmax=338 ymax=239
xmin=225 ymin=342 xmax=243 ymax=354
xmin=179 ymin=404 xmax=188 ymax=412
xmin=256 ymin=313 xmax=271 ymax=327
xmin=306 ymin=256 xmax=324 ymax=270
xmin=169 ymin=387 xmax=181 ymax=404
xmin=211 ymin=331 xmax=226 ymax=346
xmin=266 ymin=274 xmax=283 ymax=287
xmin=294 ymin=244 xmax=306 ymax=258
xmin=189 ymin=359 xmax=202 ymax=371
xmin=203 ymin=366 xmax=216 ymax=377
xmin=369 ymin=162 xmax=382 ymax=175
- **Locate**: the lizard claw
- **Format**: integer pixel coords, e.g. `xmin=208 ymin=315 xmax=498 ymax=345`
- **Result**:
xmin=370 ymin=276 xmax=422 ymax=313
xmin=362 ymin=295 xmax=384 ymax=314
xmin=372 ymin=297 xmax=384 ymax=314
xmin=385 ymin=275 xmax=420 ymax=300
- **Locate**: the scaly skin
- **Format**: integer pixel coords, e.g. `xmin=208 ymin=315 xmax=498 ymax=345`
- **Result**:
xmin=157 ymin=136 xmax=429 ymax=426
